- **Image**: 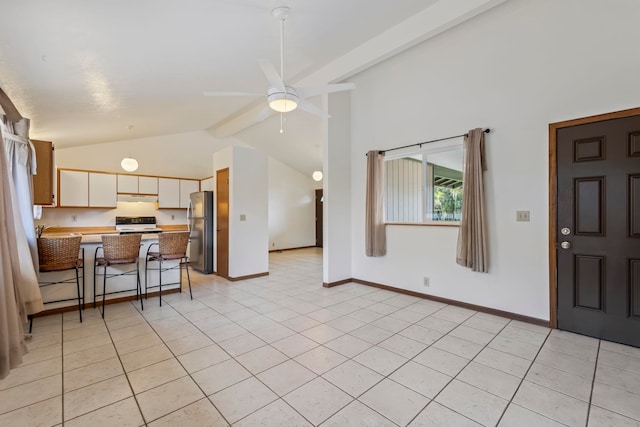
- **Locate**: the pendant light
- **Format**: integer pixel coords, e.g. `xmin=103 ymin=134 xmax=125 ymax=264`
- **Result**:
xmin=121 ymin=157 xmax=138 ymax=172
xmin=312 ymin=144 xmax=323 ymax=181
xmin=121 ymin=125 xmax=138 ymax=172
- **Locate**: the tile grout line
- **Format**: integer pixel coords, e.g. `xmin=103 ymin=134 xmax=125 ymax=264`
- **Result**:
xmin=61 ymin=316 xmax=65 ymax=427
xmin=103 ymin=302 xmax=151 ymax=427
xmin=584 ymin=339 xmax=601 ymax=427
xmin=136 ymin=294 xmax=258 ymax=426
xmin=159 ymin=279 xmax=391 ymax=426
xmin=404 ymin=314 xmax=514 ymax=427
xmin=20 ymin=251 xmax=639 ymax=427
xmin=493 ymin=329 xmax=553 ymax=426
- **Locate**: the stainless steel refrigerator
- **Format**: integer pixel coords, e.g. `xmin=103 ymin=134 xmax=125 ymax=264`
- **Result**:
xmin=188 ymin=191 xmax=214 ymax=273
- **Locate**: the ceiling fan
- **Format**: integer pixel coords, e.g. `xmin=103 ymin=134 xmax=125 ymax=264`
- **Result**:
xmin=204 ymin=6 xmax=355 ymax=123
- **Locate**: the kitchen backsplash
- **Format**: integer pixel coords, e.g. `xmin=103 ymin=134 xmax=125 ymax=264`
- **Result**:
xmin=35 ymin=202 xmax=187 ymax=228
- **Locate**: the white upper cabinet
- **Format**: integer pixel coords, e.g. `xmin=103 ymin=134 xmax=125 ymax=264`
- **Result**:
xmin=179 ymin=179 xmax=199 ymax=208
xmin=138 ymin=176 xmax=158 ymax=194
xmin=58 ymin=170 xmax=89 ymax=207
xmin=89 ymin=172 xmax=117 ymax=207
xmin=200 ymin=177 xmax=214 ymax=192
xmin=158 ymin=178 xmax=180 ymax=208
xmin=117 ymin=174 xmax=158 ymax=195
xmin=117 ymin=174 xmax=138 ymax=193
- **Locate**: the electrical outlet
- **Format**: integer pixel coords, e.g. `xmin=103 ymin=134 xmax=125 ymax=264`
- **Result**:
xmin=516 ymin=210 xmax=530 ymax=222
xmin=423 ymin=277 xmax=430 ymax=287
xmin=71 ymin=215 xmax=77 ymax=223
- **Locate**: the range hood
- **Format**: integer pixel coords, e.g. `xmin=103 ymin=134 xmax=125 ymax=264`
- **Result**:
xmin=117 ymin=194 xmax=158 ymax=203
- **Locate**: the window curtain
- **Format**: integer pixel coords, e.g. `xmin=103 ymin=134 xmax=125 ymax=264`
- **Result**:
xmin=1 ymin=116 xmax=43 ymax=314
xmin=456 ymin=128 xmax=489 ymax=272
xmin=0 ymin=131 xmax=31 ymax=379
xmin=365 ymin=150 xmax=386 ymax=257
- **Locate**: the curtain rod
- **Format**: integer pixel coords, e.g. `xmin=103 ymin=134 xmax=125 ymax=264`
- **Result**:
xmin=376 ymin=128 xmax=490 ymax=156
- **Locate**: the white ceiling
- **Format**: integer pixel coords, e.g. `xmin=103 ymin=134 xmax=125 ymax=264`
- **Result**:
xmin=0 ymin=0 xmax=505 ymax=175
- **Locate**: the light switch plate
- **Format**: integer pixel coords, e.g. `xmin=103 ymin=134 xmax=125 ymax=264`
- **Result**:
xmin=516 ymin=210 xmax=530 ymax=222
xmin=240 ymin=214 xmax=246 ymax=221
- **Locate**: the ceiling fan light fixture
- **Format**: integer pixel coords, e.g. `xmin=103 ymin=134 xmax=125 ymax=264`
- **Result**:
xmin=267 ymin=87 xmax=299 ymax=112
xmin=121 ymin=157 xmax=138 ymax=172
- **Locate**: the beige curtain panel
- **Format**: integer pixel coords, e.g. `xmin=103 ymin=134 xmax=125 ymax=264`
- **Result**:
xmin=456 ymin=128 xmax=489 ymax=272
xmin=365 ymin=150 xmax=386 ymax=257
xmin=0 ymin=131 xmax=29 ymax=379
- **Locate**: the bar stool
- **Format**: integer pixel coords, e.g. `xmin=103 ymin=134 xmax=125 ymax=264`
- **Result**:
xmin=145 ymin=231 xmax=192 ymax=306
xmin=93 ymin=234 xmax=143 ymax=318
xmin=32 ymin=235 xmax=84 ymax=331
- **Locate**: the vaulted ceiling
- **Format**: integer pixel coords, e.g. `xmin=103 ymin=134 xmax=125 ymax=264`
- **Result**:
xmin=0 ymin=0 xmax=506 ymax=175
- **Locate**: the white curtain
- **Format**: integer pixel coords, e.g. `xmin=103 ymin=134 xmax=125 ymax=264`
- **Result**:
xmin=1 ymin=117 xmax=43 ymax=315
xmin=0 ymin=133 xmax=30 ymax=378
xmin=365 ymin=150 xmax=386 ymax=257
xmin=0 ymin=116 xmax=44 ymax=379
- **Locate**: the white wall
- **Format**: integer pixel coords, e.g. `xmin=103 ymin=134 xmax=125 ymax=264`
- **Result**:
xmin=213 ymin=146 xmax=269 ymax=278
xmin=324 ymin=91 xmax=352 ymax=284
xmin=347 ymin=0 xmax=640 ymax=320
xmin=56 ymin=130 xmax=243 ymax=178
xmin=268 ymin=157 xmax=316 ymax=250
xmin=37 ymin=203 xmax=186 ymax=229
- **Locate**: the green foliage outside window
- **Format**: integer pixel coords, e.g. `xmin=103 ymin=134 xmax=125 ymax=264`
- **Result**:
xmin=434 ymin=186 xmax=462 ymax=221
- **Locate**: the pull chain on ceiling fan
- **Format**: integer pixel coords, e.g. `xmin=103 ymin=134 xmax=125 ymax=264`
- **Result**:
xmin=203 ymin=5 xmax=355 ymax=124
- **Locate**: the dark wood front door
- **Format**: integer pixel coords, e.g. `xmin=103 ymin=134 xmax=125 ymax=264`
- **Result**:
xmin=553 ymin=110 xmax=640 ymax=347
xmin=315 ymin=189 xmax=323 ymax=248
xmin=216 ymin=168 xmax=229 ymax=278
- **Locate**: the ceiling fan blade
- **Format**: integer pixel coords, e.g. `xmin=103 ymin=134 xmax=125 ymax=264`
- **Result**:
xmin=297 ymin=100 xmax=330 ymax=119
xmin=203 ymin=91 xmax=263 ymax=97
xmin=256 ymin=105 xmax=275 ymax=122
xmin=298 ymin=83 xmax=355 ymax=99
xmin=258 ymin=60 xmax=284 ymax=90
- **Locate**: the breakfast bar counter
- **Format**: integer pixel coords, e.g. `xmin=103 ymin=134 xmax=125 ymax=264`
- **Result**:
xmin=36 ymin=228 xmax=189 ymax=315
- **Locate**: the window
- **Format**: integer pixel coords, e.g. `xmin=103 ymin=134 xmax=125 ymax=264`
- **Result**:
xmin=384 ymin=140 xmax=463 ymax=223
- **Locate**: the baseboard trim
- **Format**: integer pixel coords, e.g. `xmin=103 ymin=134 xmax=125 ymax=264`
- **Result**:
xmin=269 ymin=246 xmax=318 ymax=253
xmin=326 ymin=277 xmax=549 ymax=327
xmin=30 ymin=288 xmax=181 ymax=318
xmin=227 ymin=272 xmax=269 ymax=282
xmin=323 ymin=279 xmax=352 ymax=288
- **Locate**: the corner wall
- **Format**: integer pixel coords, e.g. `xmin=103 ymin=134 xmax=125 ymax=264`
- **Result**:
xmin=348 ymin=0 xmax=640 ymax=320
xmin=268 ymin=157 xmax=317 ymax=250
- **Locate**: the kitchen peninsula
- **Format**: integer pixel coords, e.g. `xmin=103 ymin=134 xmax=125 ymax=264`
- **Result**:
xmin=37 ymin=225 xmax=189 ymax=317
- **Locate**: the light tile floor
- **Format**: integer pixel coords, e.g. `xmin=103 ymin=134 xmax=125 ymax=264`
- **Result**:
xmin=2 ymin=248 xmax=640 ymax=426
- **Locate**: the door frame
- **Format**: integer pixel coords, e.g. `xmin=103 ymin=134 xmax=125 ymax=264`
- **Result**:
xmin=216 ymin=168 xmax=230 ymax=279
xmin=548 ymin=106 xmax=640 ymax=329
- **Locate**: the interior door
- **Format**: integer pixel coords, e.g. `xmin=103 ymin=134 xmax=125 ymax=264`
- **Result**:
xmin=315 ymin=189 xmax=323 ymax=248
xmin=216 ymin=168 xmax=229 ymax=278
xmin=556 ymin=113 xmax=640 ymax=347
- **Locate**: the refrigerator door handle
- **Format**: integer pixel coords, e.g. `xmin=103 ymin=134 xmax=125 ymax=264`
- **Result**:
xmin=187 ymin=199 xmax=193 ymax=233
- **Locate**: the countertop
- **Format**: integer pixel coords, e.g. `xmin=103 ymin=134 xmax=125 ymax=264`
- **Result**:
xmin=40 ymin=225 xmax=189 ymax=244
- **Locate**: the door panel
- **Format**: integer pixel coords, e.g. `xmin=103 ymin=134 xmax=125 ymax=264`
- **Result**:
xmin=556 ymin=113 xmax=640 ymax=347
xmin=216 ymin=168 xmax=229 ymax=278
xmin=315 ymin=189 xmax=323 ymax=248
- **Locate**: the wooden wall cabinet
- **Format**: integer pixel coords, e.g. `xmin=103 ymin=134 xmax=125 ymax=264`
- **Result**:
xmin=32 ymin=140 xmax=54 ymax=205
